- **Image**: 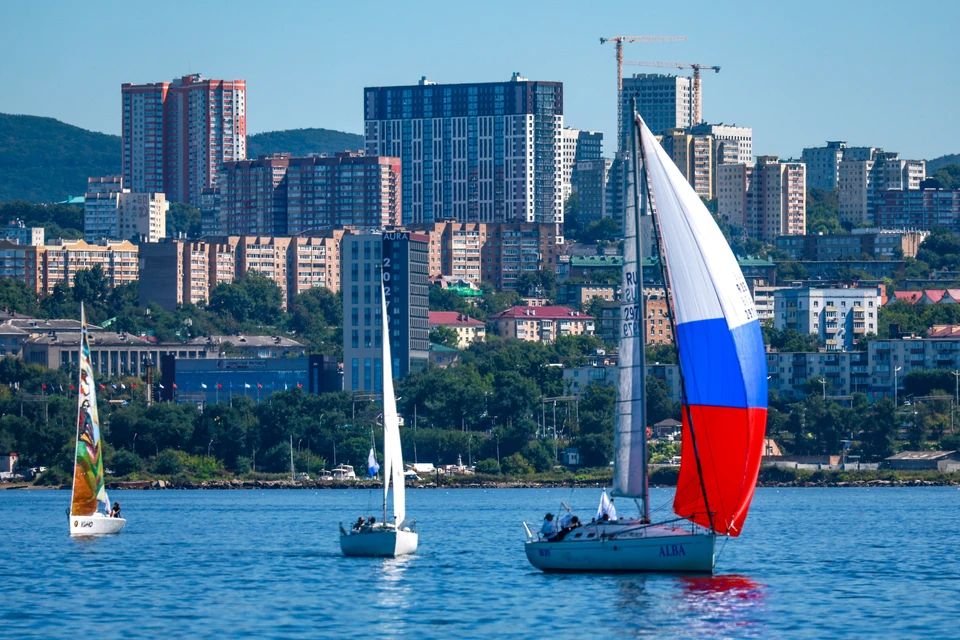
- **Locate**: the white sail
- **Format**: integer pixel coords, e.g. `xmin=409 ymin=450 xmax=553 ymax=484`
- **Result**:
xmin=380 ymin=285 xmax=406 ymax=526
xmin=612 ymin=139 xmax=648 ymax=501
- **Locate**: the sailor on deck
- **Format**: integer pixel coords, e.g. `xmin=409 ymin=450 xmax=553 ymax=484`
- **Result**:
xmin=540 ymin=513 xmax=557 ymax=540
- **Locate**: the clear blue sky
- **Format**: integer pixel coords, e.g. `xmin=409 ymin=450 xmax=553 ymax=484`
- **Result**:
xmin=1 ymin=0 xmax=957 ymax=160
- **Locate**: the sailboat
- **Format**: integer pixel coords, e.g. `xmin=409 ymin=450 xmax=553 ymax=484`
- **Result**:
xmin=69 ymin=303 xmax=126 ymax=536
xmin=524 ymin=112 xmax=767 ymax=572
xmin=340 ymin=284 xmax=418 ymax=557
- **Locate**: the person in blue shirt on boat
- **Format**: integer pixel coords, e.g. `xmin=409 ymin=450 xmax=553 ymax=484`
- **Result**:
xmin=540 ymin=513 xmax=557 ymax=540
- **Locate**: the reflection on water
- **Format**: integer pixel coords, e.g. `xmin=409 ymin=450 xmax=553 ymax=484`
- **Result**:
xmin=615 ymin=574 xmax=766 ymax=638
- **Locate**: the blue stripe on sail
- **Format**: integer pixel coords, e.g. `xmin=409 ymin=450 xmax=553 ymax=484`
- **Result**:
xmin=676 ymin=318 xmax=767 ymax=409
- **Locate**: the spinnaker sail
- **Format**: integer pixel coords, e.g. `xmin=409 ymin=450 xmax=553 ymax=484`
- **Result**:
xmin=70 ymin=303 xmax=109 ymax=517
xmin=637 ymin=116 xmax=767 ymax=537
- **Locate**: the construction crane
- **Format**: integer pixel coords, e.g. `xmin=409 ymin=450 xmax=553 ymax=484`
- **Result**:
xmin=623 ymin=60 xmax=721 ymax=126
xmin=600 ymin=36 xmax=686 ymax=148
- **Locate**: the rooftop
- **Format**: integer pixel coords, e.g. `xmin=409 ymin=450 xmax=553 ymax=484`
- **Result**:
xmin=428 ymin=311 xmax=484 ymax=327
xmin=886 ymin=451 xmax=957 ymax=461
xmin=491 ymin=306 xmax=594 ymax=321
xmin=186 ymin=335 xmax=305 ymax=348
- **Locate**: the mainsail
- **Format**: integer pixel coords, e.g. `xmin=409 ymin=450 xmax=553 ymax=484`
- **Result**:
xmin=637 ymin=116 xmax=767 ymax=537
xmin=70 ymin=303 xmax=109 ymax=517
xmin=380 ymin=285 xmax=406 ymax=526
xmin=612 ymin=131 xmax=647 ymax=506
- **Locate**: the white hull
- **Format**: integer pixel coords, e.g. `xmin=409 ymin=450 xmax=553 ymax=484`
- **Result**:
xmin=525 ymin=521 xmax=715 ymax=573
xmin=340 ymin=524 xmax=418 ymax=557
xmin=70 ymin=513 xmax=126 ymax=537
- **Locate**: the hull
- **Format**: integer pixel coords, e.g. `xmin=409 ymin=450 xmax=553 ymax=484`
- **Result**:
xmin=70 ymin=514 xmax=126 ymax=537
xmin=525 ymin=522 xmax=714 ymax=573
xmin=341 ymin=527 xmax=418 ymax=557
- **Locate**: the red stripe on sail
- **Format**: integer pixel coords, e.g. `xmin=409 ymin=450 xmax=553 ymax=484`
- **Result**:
xmin=673 ymin=405 xmax=767 ymax=537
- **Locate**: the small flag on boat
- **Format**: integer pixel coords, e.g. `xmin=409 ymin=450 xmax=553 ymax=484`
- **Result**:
xmin=173 ymin=383 xmax=177 ymax=389
xmin=120 ymin=383 xmax=126 ymax=389
xmin=217 ymin=383 xmax=223 ymax=389
xmin=99 ymin=384 xmax=106 ymax=389
xmin=244 ymin=383 xmax=251 ymax=389
xmin=112 ymin=384 xmax=118 ymax=390
xmin=59 ymin=385 xmax=64 ymax=391
xmin=159 ymin=383 xmax=164 ymax=389
xmin=257 ymin=383 xmax=262 ymax=389
xmin=297 ymin=382 xmax=303 ymax=389
xmin=42 ymin=384 xmax=46 ymax=390
xmin=132 ymin=384 xmax=137 ymax=389
xmin=367 ymin=447 xmax=380 ymax=477
xmin=201 ymin=383 xmax=208 ymax=389
xmin=69 ymin=385 xmax=75 ymax=391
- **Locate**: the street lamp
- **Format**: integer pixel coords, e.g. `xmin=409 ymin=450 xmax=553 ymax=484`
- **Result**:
xmin=819 ymin=378 xmax=827 ymax=400
xmin=894 ymin=366 xmax=902 ymax=406
xmin=207 ymin=438 xmax=214 ymax=457
xmin=298 ymin=438 xmax=303 ymax=453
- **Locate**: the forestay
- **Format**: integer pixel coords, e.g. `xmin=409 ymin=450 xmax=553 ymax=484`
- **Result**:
xmin=380 ymin=285 xmax=406 ymax=526
xmin=71 ymin=303 xmax=110 ymax=517
xmin=637 ymin=116 xmax=767 ymax=537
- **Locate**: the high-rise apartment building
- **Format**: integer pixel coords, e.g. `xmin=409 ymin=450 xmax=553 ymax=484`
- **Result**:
xmin=575 ymin=158 xmax=614 ymax=224
xmin=801 ymin=141 xmax=847 ymax=190
xmin=717 ymin=156 xmax=806 ymax=242
xmin=341 ymin=231 xmax=429 ymax=391
xmin=620 ymin=74 xmax=694 ymax=150
xmin=121 ymin=74 xmax=246 ymax=206
xmin=363 ymin=74 xmax=565 ymax=227
xmin=689 ymin=124 xmax=753 ymax=165
xmin=559 ymin=128 xmax=603 ymax=204
xmin=285 ymin=154 xmax=402 ymax=233
xmin=661 ymin=128 xmax=714 ymax=198
xmin=84 ymin=176 xmax=168 ymax=243
xmin=838 ymin=149 xmax=926 ymax=226
xmin=211 ymin=153 xmax=401 ymax=236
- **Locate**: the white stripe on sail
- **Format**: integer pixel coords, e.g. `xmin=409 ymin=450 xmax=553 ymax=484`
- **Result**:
xmin=381 ymin=285 xmax=405 ymax=526
xmin=637 ymin=119 xmax=756 ymax=331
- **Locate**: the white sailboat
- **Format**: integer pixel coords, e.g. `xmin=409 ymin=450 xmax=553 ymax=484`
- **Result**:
xmin=524 ymin=112 xmax=767 ymax=572
xmin=69 ymin=303 xmax=126 ymax=536
xmin=340 ymin=284 xmax=418 ymax=557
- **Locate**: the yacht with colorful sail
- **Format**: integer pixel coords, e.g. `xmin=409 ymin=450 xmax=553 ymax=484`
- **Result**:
xmin=69 ymin=303 xmax=126 ymax=536
xmin=523 ymin=112 xmax=767 ymax=572
xmin=340 ymin=284 xmax=418 ymax=557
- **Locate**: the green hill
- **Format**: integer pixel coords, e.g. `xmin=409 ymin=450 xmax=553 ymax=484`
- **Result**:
xmin=0 ymin=113 xmax=121 ymax=203
xmin=247 ymin=127 xmax=364 ymax=157
xmin=927 ymin=154 xmax=960 ymax=175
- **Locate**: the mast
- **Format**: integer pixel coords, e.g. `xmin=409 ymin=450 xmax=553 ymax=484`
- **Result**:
xmin=629 ymin=105 xmax=650 ymax=523
xmin=289 ymin=435 xmax=294 ymax=482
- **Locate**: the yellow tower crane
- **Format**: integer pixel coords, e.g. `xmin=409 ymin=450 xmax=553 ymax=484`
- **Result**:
xmin=622 ymin=60 xmax=721 ymax=126
xmin=599 ymin=36 xmax=687 ymax=147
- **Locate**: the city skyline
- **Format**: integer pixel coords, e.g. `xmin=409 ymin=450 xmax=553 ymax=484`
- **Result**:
xmin=1 ymin=0 xmax=957 ymax=162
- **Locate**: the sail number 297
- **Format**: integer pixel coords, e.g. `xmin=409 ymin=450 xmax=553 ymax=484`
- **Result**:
xmin=622 ymin=303 xmax=641 ymax=337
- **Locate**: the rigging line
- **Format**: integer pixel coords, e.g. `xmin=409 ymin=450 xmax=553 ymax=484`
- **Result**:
xmin=629 ymin=100 xmax=649 ymax=523
xmin=635 ymin=115 xmax=715 ymax=534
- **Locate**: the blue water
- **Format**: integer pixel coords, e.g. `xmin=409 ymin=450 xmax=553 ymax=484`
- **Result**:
xmin=1 ymin=486 xmax=958 ymax=638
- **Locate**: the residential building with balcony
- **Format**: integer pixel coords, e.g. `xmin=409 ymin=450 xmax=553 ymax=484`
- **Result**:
xmin=876 ymin=187 xmax=960 ymax=232
xmin=717 ymin=156 xmax=806 ymax=241
xmin=773 ymin=287 xmax=882 ymax=351
xmin=838 ymin=149 xmax=926 ymax=225
xmin=428 ymin=311 xmax=485 ymax=348
xmin=776 ymin=229 xmax=928 ymax=261
xmin=122 ymin=74 xmax=246 ymax=205
xmin=489 ymin=305 xmax=594 ymax=343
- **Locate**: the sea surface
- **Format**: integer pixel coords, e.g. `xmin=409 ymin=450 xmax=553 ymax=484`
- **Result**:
xmin=1 ymin=486 xmax=958 ymax=639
